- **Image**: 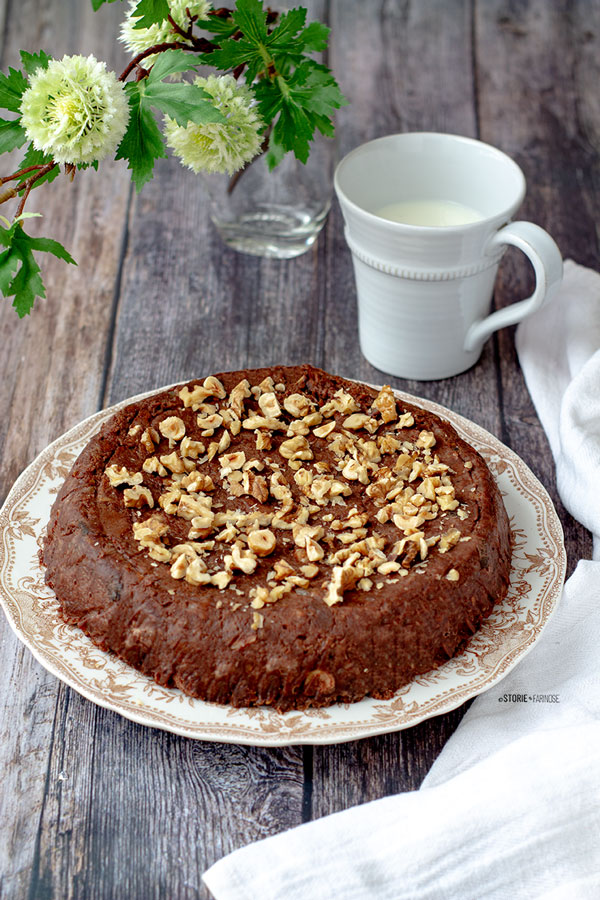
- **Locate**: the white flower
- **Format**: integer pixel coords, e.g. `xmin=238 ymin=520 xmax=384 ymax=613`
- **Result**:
xmin=20 ymin=55 xmax=129 ymax=166
xmin=120 ymin=0 xmax=212 ymax=60
xmin=164 ymin=75 xmax=264 ymax=176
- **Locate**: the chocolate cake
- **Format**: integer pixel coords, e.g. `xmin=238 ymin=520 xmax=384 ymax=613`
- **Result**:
xmin=42 ymin=365 xmax=512 ymax=711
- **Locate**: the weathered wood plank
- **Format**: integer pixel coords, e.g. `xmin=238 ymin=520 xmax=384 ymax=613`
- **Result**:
xmin=0 ymin=3 xmax=131 ymax=897
xmin=309 ymin=0 xmax=488 ymax=821
xmin=475 ymin=0 xmax=596 ymax=571
xmin=30 ymin=704 xmax=303 ymax=900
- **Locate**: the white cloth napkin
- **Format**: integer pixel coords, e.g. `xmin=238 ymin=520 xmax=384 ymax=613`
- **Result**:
xmin=203 ymin=260 xmax=600 ymax=900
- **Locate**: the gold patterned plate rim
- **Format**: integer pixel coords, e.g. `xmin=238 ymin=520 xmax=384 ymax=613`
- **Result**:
xmin=0 ymin=384 xmax=566 ymax=746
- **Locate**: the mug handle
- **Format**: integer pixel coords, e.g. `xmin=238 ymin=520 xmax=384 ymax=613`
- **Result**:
xmin=464 ymin=221 xmax=563 ymax=352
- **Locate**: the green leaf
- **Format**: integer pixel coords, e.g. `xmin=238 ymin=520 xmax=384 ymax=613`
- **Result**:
xmin=26 ymin=236 xmax=77 ymax=264
xmin=232 ymin=0 xmax=268 ymax=44
xmin=9 ymin=245 xmax=45 ymax=316
xmin=273 ymin=102 xmax=314 ymax=163
xmin=143 ymin=51 xmax=223 ymax=125
xmin=0 ymin=248 xmax=20 ymax=293
xmin=19 ymin=50 xmax=52 ymax=76
xmin=146 ymin=49 xmax=201 ymax=83
xmin=142 ymin=81 xmax=224 ymax=126
xmin=200 ymin=39 xmax=263 ymax=77
xmin=115 ymin=85 xmax=167 ymax=191
xmin=289 ymin=62 xmax=347 ymax=118
xmin=0 ymin=67 xmax=28 ymax=114
xmin=265 ymin=134 xmax=286 ymax=170
xmin=196 ymin=15 xmax=238 ymax=39
xmin=299 ymin=21 xmax=330 ymax=52
xmin=253 ymin=77 xmax=284 ymax=124
xmin=0 ymin=222 xmax=76 ymax=317
xmin=131 ymin=0 xmax=170 ymax=29
xmin=0 ymin=117 xmax=27 ymax=154
xmin=265 ymin=7 xmax=306 ymax=50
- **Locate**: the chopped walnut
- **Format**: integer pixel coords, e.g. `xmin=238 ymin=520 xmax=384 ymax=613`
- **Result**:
xmin=305 ymin=536 xmax=325 ymax=562
xmin=181 ymin=471 xmax=215 ymax=493
xmin=242 ymin=415 xmax=284 ymax=431
xmin=293 ymin=523 xmax=325 ymax=548
xmin=416 ymin=430 xmax=436 ymax=449
xmin=377 ymin=434 xmax=403 ymax=454
xmin=250 ymin=586 xmax=269 ymax=608
xmin=143 ymin=456 xmax=168 ymax=477
xmin=196 ymin=413 xmax=223 ymax=436
xmin=341 ymin=458 xmax=369 ymax=484
xmin=270 ymin=559 xmax=295 ymax=581
xmin=140 ymin=427 xmax=159 ymax=453
xmin=257 ymin=376 xmax=275 ymax=395
xmin=256 ymin=431 xmax=272 ymax=451
xmin=170 ymin=553 xmax=189 ymax=580
xmin=320 ymin=389 xmax=359 ymax=417
xmin=159 ymin=452 xmax=186 ymax=474
xmin=219 ymin=450 xmax=246 ymax=473
xmin=225 ymin=542 xmax=258 ymax=575
xmin=342 ymin=413 xmax=371 ymax=431
xmin=177 ymin=494 xmax=213 ymax=521
xmin=286 ymin=419 xmax=310 ymax=437
xmin=372 ymin=385 xmax=397 ymax=423
xmin=211 ymin=571 xmax=232 ymax=590
xmin=158 ymin=488 xmax=182 ymax=515
xmin=283 ymin=393 xmax=313 ymax=418
xmin=258 ymin=392 xmax=282 ymax=418
xmin=203 ymin=375 xmax=227 ymax=399
xmin=279 ymin=435 xmax=313 ymax=461
xmin=185 ymin=558 xmax=211 ymax=586
xmin=180 ymin=437 xmax=205 ymax=459
xmin=133 ymin=514 xmax=168 ymax=545
xmin=105 ymin=465 xmax=143 ymax=488
xmin=228 ymin=379 xmax=251 ymax=418
xmin=323 ymin=561 xmax=361 ymax=606
xmin=244 ymin=471 xmax=269 ymax=503
xmin=179 ymin=377 xmax=226 ymax=409
xmin=269 ymin=583 xmax=293 ymax=602
xmin=396 ymin=412 xmax=415 ymax=429
xmin=313 ymin=420 xmax=336 ymax=439
xmin=123 ymin=485 xmax=154 ymax=508
xmin=439 ymin=528 xmax=461 ymax=553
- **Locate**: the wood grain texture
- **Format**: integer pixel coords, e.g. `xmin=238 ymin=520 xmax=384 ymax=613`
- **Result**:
xmin=475 ymin=0 xmax=596 ymax=572
xmin=0 ymin=3 xmax=133 ymax=898
xmin=0 ymin=0 xmax=596 ymax=897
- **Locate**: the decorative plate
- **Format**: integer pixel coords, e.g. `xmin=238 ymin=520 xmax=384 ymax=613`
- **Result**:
xmin=0 ymin=386 xmax=566 ymax=746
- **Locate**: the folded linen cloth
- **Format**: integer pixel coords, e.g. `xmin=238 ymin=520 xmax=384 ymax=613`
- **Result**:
xmin=203 ymin=260 xmax=600 ymax=900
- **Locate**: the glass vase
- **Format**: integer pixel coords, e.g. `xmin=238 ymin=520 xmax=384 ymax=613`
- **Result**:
xmin=202 ymin=129 xmax=337 ymax=259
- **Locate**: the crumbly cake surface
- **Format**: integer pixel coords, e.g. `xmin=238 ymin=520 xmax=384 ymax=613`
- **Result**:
xmin=42 ymin=365 xmax=512 ymax=710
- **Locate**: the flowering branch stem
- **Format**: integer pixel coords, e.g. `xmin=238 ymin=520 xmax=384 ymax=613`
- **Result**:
xmin=1 ymin=164 xmax=48 ymax=184
xmin=118 ymin=41 xmax=198 ymax=82
xmin=15 ymin=163 xmax=57 ymax=217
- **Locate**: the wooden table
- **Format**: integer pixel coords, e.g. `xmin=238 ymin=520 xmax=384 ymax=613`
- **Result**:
xmin=0 ymin=1 xmax=595 ymax=896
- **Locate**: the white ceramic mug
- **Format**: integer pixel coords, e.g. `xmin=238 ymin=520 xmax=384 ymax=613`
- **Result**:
xmin=334 ymin=132 xmax=563 ymax=380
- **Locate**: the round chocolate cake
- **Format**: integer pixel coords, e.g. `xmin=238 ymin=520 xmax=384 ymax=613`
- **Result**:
xmin=42 ymin=365 xmax=512 ymax=711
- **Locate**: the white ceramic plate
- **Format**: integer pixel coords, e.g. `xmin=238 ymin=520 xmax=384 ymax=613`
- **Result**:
xmin=0 ymin=386 xmax=566 ymax=746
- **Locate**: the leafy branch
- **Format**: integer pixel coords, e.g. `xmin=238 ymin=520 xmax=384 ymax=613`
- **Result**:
xmin=0 ymin=0 xmax=346 ymax=316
